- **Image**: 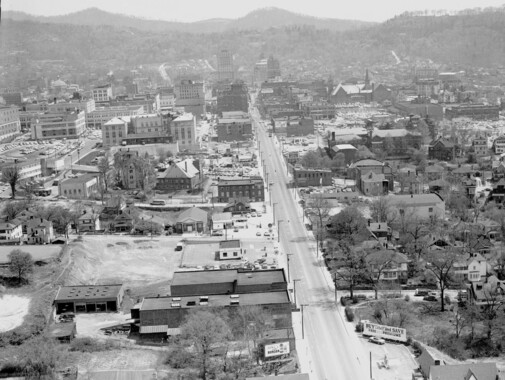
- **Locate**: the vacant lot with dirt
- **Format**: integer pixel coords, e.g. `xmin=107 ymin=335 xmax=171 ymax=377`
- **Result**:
xmin=67 ymin=236 xmax=184 ymax=289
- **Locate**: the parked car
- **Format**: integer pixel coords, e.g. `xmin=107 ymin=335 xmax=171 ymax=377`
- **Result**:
xmin=256 ymin=232 xmax=262 ymax=236
xmin=211 ymin=230 xmax=224 ymax=236
xmin=423 ymin=295 xmax=437 ymax=302
xmin=263 ymin=232 xmax=271 ymax=237
xmin=368 ymin=337 xmax=385 ymax=345
xmin=414 ymin=290 xmax=429 ymax=297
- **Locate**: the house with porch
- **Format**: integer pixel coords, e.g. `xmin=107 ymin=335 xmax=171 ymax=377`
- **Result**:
xmin=110 ymin=212 xmax=135 ymax=233
xmin=175 ymin=207 xmax=208 ymax=234
xmin=78 ymin=211 xmax=101 ymax=232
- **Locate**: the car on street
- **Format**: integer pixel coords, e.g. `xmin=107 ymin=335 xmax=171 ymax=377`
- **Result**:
xmin=211 ymin=230 xmax=224 ymax=236
xmin=264 ymin=232 xmax=271 ymax=237
xmin=368 ymin=337 xmax=385 ymax=345
xmin=233 ymin=228 xmax=239 ymax=232
xmin=256 ymin=232 xmax=262 ymax=236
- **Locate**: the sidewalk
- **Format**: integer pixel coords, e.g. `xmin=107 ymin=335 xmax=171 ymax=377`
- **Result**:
xmin=292 ymin=309 xmax=315 ymax=377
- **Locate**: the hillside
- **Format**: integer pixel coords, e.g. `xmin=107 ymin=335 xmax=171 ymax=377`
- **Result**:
xmin=3 ymin=7 xmax=374 ymax=34
xmin=2 ymin=10 xmax=505 ymax=68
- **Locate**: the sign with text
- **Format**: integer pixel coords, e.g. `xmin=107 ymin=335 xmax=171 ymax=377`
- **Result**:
xmin=363 ymin=321 xmax=407 ymax=342
xmin=264 ymin=341 xmax=290 ymax=358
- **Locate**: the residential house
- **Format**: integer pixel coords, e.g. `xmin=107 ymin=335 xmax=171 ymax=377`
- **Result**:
xmin=451 ymin=165 xmax=476 ymax=180
xmin=100 ymin=196 xmax=127 ymax=220
xmin=417 ymin=346 xmax=498 ymax=380
xmin=223 ymin=198 xmax=252 ymax=214
xmin=492 ymin=161 xmax=505 ymax=180
xmin=78 ymin=211 xmax=101 ymax=233
xmin=365 ymin=249 xmax=409 ymax=282
xmin=428 ymin=137 xmax=456 ymax=161
xmin=0 ymin=221 xmax=23 ymax=242
xmin=422 ymin=233 xmax=453 ymax=251
xmin=424 ymin=164 xmax=445 ymax=181
xmin=218 ymin=239 xmax=244 ymax=260
xmin=360 ymin=172 xmax=389 ymax=196
xmin=492 ymin=135 xmax=505 ymax=154
xmin=428 ymin=179 xmax=449 ymax=194
xmin=462 ymin=178 xmax=477 ymax=200
xmin=349 ymin=158 xmax=394 ymax=194
xmin=110 ymin=212 xmax=135 ymax=233
xmin=396 ymin=167 xmax=422 ymax=194
xmin=467 ymin=275 xmax=505 ymax=307
xmin=367 ymin=221 xmax=391 ymax=245
xmin=472 ymin=135 xmax=488 ymax=156
xmin=454 ymin=253 xmax=488 ymax=283
xmin=211 ymin=212 xmax=233 ymax=230
xmin=175 ymin=207 xmax=208 ymax=234
xmin=468 ymin=236 xmax=493 ymax=256
xmin=26 ymin=218 xmax=54 ymax=244
xmin=490 ymin=178 xmax=505 ymax=203
xmin=386 ymin=193 xmax=445 ymax=219
xmin=156 ymin=159 xmax=200 ymax=191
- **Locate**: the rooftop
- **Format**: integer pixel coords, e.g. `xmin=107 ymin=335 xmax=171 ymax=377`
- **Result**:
xmin=173 ymin=113 xmax=195 ymax=122
xmin=140 ymin=290 xmax=290 ymax=311
xmin=219 ymin=239 xmax=241 ymax=249
xmin=171 ymin=268 xmax=286 ymax=288
xmin=218 ymin=177 xmax=263 ymax=186
xmin=387 ymin=193 xmax=443 ymax=206
xmin=60 ymin=174 xmax=97 ymax=185
xmin=55 ymin=284 xmax=123 ymax=302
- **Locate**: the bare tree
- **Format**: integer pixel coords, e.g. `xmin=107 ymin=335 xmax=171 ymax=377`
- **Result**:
xmin=363 ymin=250 xmax=395 ymax=299
xmin=306 ymin=196 xmax=332 ymax=255
xmin=478 ymin=279 xmax=505 ymax=340
xmin=424 ymin=248 xmax=461 ymax=312
xmin=370 ymin=196 xmax=398 ymax=226
xmin=180 ymin=310 xmax=231 ymax=380
xmin=97 ymin=155 xmax=112 ymax=195
xmin=8 ymin=249 xmax=34 ymax=284
xmin=450 ymin=305 xmax=467 ymax=338
xmin=330 ymin=242 xmax=367 ymax=298
xmin=2 ymin=166 xmax=21 ymax=199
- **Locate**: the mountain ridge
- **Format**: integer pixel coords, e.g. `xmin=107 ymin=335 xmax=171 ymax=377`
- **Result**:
xmin=2 ymin=7 xmax=376 ymax=33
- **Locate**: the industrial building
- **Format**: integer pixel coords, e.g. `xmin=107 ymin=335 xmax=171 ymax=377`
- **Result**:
xmin=217 ymin=176 xmax=264 ymax=203
xmin=54 ymin=284 xmax=124 ymax=314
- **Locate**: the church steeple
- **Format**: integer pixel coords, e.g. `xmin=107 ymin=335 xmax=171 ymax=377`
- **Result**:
xmin=365 ymin=68 xmax=370 ymax=86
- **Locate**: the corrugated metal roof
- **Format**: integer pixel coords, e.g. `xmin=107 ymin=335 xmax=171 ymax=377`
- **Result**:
xmin=139 ymin=325 xmax=168 ymax=334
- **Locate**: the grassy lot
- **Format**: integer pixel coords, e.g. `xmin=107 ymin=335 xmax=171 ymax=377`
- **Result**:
xmin=0 ymin=244 xmax=62 ymax=264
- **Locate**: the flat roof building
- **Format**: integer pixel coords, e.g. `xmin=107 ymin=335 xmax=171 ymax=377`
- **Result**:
xmin=217 ymin=176 xmax=264 ymax=203
xmin=0 ymin=106 xmax=21 ymax=142
xmin=54 ymin=284 xmax=124 ymax=314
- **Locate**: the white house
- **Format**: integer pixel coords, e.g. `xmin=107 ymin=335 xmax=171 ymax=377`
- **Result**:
xmin=0 ymin=221 xmax=23 ymax=242
xmin=454 ymin=253 xmax=488 ymax=282
xmin=386 ymin=193 xmax=445 ymax=219
xmin=211 ymin=212 xmax=233 ymax=231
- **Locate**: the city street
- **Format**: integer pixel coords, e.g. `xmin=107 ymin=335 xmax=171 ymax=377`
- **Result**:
xmin=254 ymin=110 xmax=369 ymax=380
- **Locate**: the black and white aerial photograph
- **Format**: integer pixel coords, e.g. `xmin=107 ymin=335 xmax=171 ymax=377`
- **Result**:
xmin=1 ymin=0 xmax=505 ymax=378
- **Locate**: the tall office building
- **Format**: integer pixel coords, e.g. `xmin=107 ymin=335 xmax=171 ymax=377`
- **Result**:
xmin=217 ymin=50 xmax=235 ymax=82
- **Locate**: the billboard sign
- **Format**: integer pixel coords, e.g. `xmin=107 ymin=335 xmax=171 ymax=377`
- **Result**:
xmin=363 ymin=321 xmax=407 ymax=342
xmin=264 ymin=341 xmax=290 ymax=358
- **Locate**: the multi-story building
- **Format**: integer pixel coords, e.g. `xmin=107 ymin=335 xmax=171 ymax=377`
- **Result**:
xmin=428 ymin=137 xmax=456 ymax=161
xmin=217 ymin=177 xmax=264 ymax=203
xmin=92 ymin=84 xmax=113 ymax=103
xmin=217 ymin=49 xmax=235 ymax=82
xmin=493 ymin=136 xmax=505 ymax=154
xmin=102 ymin=117 xmax=129 ymax=147
xmin=31 ymin=109 xmax=85 ymax=140
xmin=0 ymin=221 xmax=23 ymax=242
xmin=302 ymin=102 xmax=335 ymax=120
xmin=216 ymin=113 xmax=253 ymax=142
xmin=253 ymin=55 xmax=281 ymax=85
xmin=86 ymin=105 xmax=143 ymax=129
xmin=46 ymin=99 xmax=96 ymax=115
xmin=1 ymin=159 xmax=42 ymax=182
xmin=115 ymin=149 xmax=141 ymax=190
xmin=0 ymin=106 xmax=21 ymax=141
xmin=350 ymin=158 xmax=394 ymax=193
xmin=172 ymin=113 xmax=198 ymax=151
xmin=445 ymin=104 xmax=500 ymax=121
xmin=216 ymin=82 xmax=249 ymax=114
xmin=59 ymin=174 xmax=99 ymax=199
xmin=160 ymin=93 xmax=176 ymax=111
xmin=472 ymin=135 xmax=488 ymax=156
xmin=174 ymin=79 xmax=205 ymax=119
xmin=26 ymin=218 xmax=54 ymax=244
xmin=286 ymin=117 xmax=314 ymax=137
xmin=0 ymin=91 xmax=23 ymax=107
xmin=131 ymin=113 xmax=164 ymax=134
xmin=292 ymin=167 xmax=332 ymax=187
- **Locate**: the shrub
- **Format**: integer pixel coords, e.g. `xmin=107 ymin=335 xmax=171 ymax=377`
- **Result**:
xmin=352 ymin=296 xmax=359 ymax=304
xmin=355 ymin=322 xmax=364 ymax=333
xmin=70 ymin=337 xmax=117 ymax=352
xmin=165 ymin=347 xmax=194 ymax=369
xmin=412 ymin=340 xmax=423 ymax=354
xmin=444 ymin=295 xmax=451 ymax=305
xmin=344 ymin=306 xmax=354 ymax=322
xmin=406 ymin=336 xmax=413 ymax=346
xmin=340 ymin=296 xmax=347 ymax=306
xmin=404 ymin=295 xmax=410 ymax=302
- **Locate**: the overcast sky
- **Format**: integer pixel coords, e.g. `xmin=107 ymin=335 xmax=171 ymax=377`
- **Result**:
xmin=4 ymin=0 xmax=505 ymax=22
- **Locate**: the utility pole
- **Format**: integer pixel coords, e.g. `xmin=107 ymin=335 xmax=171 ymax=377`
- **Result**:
xmin=292 ymin=278 xmax=301 ymax=309
xmin=286 ymin=253 xmax=293 ymax=283
xmin=301 ymin=303 xmax=309 ymax=339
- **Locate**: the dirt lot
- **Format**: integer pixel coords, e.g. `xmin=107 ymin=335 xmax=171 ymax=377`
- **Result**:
xmin=75 ymin=312 xmax=132 ymax=339
xmin=67 ymin=236 xmax=183 ymax=289
xmin=75 ymin=348 xmax=166 ymax=372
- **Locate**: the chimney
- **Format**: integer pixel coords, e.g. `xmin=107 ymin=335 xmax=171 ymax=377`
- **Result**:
xmin=368 ymin=220 xmax=371 ymax=227
xmin=332 ymin=132 xmax=335 ymax=141
xmin=185 ymin=161 xmax=188 ymax=172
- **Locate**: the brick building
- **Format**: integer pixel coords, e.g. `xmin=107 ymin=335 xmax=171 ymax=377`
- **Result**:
xmin=445 ymin=104 xmax=500 ymax=121
xmin=216 ymin=114 xmax=253 ymax=142
xmin=216 ymin=82 xmax=249 ymax=115
xmin=292 ymin=168 xmax=332 ymax=187
xmin=217 ymin=177 xmax=264 ymax=203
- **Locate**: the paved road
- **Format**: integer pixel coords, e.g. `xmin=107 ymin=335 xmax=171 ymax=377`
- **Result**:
xmin=254 ymin=110 xmax=368 ymax=380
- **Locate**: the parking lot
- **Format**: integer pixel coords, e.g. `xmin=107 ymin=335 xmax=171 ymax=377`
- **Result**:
xmin=359 ymin=335 xmax=419 ymax=380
